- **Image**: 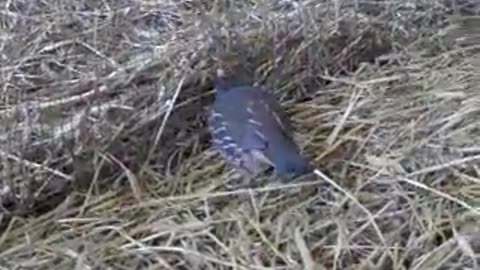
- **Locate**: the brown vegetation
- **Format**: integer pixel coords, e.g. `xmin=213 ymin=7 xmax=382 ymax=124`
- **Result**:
xmin=1 ymin=0 xmax=479 ymax=269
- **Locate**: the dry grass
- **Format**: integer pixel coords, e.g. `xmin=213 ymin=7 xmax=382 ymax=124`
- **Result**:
xmin=1 ymin=0 xmax=480 ymax=269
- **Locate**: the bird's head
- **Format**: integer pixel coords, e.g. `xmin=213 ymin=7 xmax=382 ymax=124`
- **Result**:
xmin=212 ymin=66 xmax=254 ymax=92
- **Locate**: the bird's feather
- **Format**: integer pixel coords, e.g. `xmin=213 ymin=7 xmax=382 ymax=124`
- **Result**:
xmin=209 ymin=82 xmax=312 ymax=178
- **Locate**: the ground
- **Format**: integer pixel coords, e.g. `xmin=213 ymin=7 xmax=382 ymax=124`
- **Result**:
xmin=0 ymin=1 xmax=479 ymax=269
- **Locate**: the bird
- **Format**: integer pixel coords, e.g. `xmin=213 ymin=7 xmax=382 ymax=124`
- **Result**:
xmin=208 ymin=71 xmax=313 ymax=181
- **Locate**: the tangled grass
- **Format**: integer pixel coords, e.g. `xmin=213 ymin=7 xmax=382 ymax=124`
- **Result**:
xmin=1 ymin=0 xmax=479 ymax=269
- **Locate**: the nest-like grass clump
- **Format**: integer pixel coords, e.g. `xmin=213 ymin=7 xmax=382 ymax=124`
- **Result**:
xmin=1 ymin=0 xmax=480 ymax=269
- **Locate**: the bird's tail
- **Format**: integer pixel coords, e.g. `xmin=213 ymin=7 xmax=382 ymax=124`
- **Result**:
xmin=268 ymin=137 xmax=313 ymax=178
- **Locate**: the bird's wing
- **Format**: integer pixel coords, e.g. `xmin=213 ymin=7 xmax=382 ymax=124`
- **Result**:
xmin=211 ymin=86 xmax=293 ymax=152
xmin=248 ymin=89 xmax=296 ymax=139
xmin=210 ymin=97 xmax=267 ymax=151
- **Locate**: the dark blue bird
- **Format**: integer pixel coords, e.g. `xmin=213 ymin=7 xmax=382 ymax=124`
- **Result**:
xmin=208 ymin=75 xmax=313 ymax=180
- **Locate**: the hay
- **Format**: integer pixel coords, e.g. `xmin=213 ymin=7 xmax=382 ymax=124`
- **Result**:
xmin=1 ymin=0 xmax=480 ymax=269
